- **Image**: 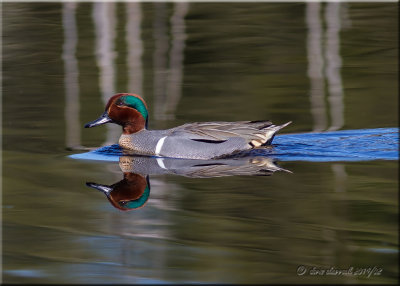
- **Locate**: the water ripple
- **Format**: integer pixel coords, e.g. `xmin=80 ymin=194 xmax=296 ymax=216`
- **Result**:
xmin=70 ymin=128 xmax=399 ymax=162
xmin=272 ymin=127 xmax=398 ymax=162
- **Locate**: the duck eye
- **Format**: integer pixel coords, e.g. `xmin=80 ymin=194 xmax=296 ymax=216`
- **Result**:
xmin=116 ymin=100 xmax=124 ymax=106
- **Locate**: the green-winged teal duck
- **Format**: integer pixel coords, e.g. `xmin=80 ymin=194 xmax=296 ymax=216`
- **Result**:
xmin=85 ymin=93 xmax=291 ymax=159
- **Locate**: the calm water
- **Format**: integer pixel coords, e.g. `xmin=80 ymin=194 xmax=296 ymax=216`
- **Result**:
xmin=2 ymin=2 xmax=399 ymax=284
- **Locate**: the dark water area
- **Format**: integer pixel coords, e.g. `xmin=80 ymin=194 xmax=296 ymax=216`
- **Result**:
xmin=2 ymin=2 xmax=399 ymax=284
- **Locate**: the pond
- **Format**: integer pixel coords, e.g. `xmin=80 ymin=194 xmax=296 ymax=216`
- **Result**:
xmin=2 ymin=2 xmax=398 ymax=284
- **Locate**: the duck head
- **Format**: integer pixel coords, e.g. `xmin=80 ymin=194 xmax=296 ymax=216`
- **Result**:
xmin=86 ymin=173 xmax=150 ymax=211
xmin=84 ymin=93 xmax=148 ymax=134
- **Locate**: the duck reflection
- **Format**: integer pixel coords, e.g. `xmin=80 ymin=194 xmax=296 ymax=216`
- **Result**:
xmin=86 ymin=156 xmax=291 ymax=211
xmin=87 ymin=173 xmax=150 ymax=211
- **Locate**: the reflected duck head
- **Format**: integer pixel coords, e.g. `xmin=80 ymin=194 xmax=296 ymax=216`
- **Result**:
xmin=86 ymin=173 xmax=150 ymax=211
xmin=84 ymin=93 xmax=148 ymax=134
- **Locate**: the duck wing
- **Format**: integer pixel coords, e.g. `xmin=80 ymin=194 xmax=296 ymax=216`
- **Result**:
xmin=169 ymin=120 xmax=291 ymax=146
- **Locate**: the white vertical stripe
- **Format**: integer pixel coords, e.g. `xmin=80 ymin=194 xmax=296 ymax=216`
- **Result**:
xmin=156 ymin=158 xmax=167 ymax=169
xmin=155 ymin=136 xmax=167 ymax=156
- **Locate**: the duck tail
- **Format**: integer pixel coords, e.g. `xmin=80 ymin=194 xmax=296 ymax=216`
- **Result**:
xmin=263 ymin=121 xmax=292 ymax=145
xmin=277 ymin=121 xmax=292 ymax=130
xmin=249 ymin=121 xmax=292 ymax=147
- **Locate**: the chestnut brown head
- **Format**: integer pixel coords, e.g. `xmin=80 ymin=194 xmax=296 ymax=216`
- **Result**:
xmin=84 ymin=93 xmax=148 ymax=134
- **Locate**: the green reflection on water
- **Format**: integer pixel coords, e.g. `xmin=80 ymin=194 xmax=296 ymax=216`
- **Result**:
xmin=2 ymin=2 xmax=398 ymax=284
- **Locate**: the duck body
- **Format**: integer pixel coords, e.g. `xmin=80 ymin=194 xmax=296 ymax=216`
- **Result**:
xmin=119 ymin=121 xmax=288 ymax=159
xmin=119 ymin=129 xmax=244 ymax=159
xmin=85 ymin=93 xmax=291 ymax=160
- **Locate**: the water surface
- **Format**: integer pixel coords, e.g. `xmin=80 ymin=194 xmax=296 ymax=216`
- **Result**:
xmin=71 ymin=127 xmax=399 ymax=162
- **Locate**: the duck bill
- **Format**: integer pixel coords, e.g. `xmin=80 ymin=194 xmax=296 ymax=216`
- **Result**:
xmin=86 ymin=182 xmax=113 ymax=195
xmin=84 ymin=112 xmax=113 ymax=128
